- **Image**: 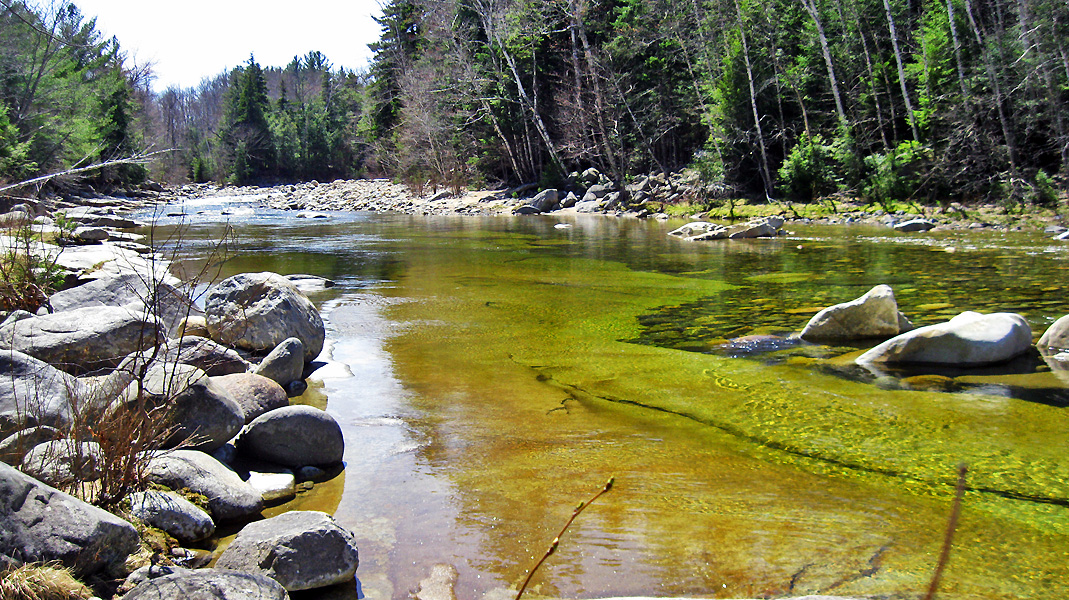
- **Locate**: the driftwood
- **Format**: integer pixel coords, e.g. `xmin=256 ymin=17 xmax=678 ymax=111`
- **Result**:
xmin=0 ymin=150 xmax=175 ymax=194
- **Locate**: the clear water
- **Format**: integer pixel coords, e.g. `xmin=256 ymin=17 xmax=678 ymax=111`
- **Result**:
xmin=138 ymin=200 xmax=1069 ymax=600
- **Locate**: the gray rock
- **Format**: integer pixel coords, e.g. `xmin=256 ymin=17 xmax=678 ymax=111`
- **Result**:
xmin=60 ymin=207 xmax=138 ymax=229
xmin=668 ymin=221 xmax=718 ymax=238
xmin=0 ymin=350 xmax=80 ymax=439
xmin=0 ymin=306 xmax=165 ymax=374
xmin=893 ymin=218 xmax=937 ymax=232
xmin=729 ymin=216 xmax=784 ymax=239
xmin=284 ymin=380 xmax=307 ymax=397
xmin=237 ymin=405 xmax=344 ymax=467
xmin=1056 ymin=229 xmax=1069 ymax=241
xmin=574 ymin=199 xmax=605 ymax=213
xmin=513 ymin=205 xmax=542 ymax=215
xmin=120 ymin=564 xmax=189 ymax=595
xmin=160 ymin=335 xmax=250 ymax=376
xmin=284 ymin=274 xmax=335 ymax=292
xmin=1037 ymin=314 xmax=1069 ymax=354
xmin=21 ymin=440 xmax=103 ymax=487
xmin=72 ymin=226 xmax=110 ymax=242
xmin=145 ymin=449 xmax=263 ymax=522
xmin=800 ymin=285 xmax=912 ymax=341
xmin=525 ymin=189 xmax=559 ymax=213
xmin=254 ymin=337 xmax=305 ymax=386
xmin=120 ymin=568 xmax=288 ymax=600
xmin=46 ymin=273 xmax=200 ymax=336
xmin=0 ymin=461 xmax=139 ymax=575
xmin=214 ymin=510 xmax=359 ymax=591
xmin=128 ymin=490 xmax=215 ymax=544
xmin=558 ymin=192 xmax=579 ymax=209
xmin=205 ymin=272 xmax=325 ymax=361
xmin=857 ymin=311 xmax=1033 ymax=366
xmin=582 ymin=184 xmax=613 ymax=202
xmin=139 ymin=363 xmax=244 ymax=452
xmin=0 ymin=425 xmax=60 ymax=465
xmin=213 ymin=372 xmax=289 ymax=424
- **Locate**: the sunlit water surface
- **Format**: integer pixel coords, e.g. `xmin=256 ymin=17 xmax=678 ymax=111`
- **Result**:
xmin=138 ymin=199 xmax=1069 ymax=600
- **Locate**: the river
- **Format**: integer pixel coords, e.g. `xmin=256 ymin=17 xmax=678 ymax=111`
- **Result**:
xmin=140 ymin=196 xmax=1069 ymax=600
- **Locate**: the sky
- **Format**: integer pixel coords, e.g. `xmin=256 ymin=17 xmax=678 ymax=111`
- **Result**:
xmin=30 ymin=0 xmax=385 ymax=92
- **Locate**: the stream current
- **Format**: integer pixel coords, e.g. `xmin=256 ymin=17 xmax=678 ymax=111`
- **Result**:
xmin=141 ymin=196 xmax=1069 ymax=600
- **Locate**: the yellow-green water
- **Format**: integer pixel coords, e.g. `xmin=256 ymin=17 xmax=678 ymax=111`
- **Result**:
xmin=154 ymin=207 xmax=1069 ymax=599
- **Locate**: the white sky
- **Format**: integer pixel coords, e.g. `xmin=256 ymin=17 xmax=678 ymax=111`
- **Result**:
xmin=30 ymin=1 xmax=385 ymax=92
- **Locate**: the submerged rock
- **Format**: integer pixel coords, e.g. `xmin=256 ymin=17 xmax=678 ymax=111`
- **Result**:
xmin=128 ymin=490 xmax=215 ymax=544
xmin=893 ymin=218 xmax=937 ymax=232
xmin=237 ymin=405 xmax=343 ymax=467
xmin=1038 ymin=314 xmax=1069 ymax=354
xmin=856 ymin=311 xmax=1032 ymax=366
xmin=145 ymin=449 xmax=264 ymax=522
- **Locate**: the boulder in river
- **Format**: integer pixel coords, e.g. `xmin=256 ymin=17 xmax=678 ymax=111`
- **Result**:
xmin=0 ymin=350 xmax=81 ymax=439
xmin=214 ymin=510 xmax=359 ymax=591
xmin=893 ymin=218 xmax=937 ymax=232
xmin=728 ymin=216 xmax=784 ymax=239
xmin=20 ymin=439 xmax=103 ymax=487
xmin=856 ymin=311 xmax=1032 ymax=366
xmin=1037 ymin=314 xmax=1069 ymax=354
xmin=254 ymin=337 xmax=306 ymax=388
xmin=45 ymin=272 xmax=200 ymax=336
xmin=136 ymin=363 xmax=244 ymax=452
xmin=204 ymin=272 xmax=325 ymax=361
xmin=800 ymin=284 xmax=913 ymax=341
xmin=0 ymin=461 xmax=139 ymax=576
xmin=237 ymin=405 xmax=344 ymax=467
xmin=159 ymin=335 xmax=251 ymax=376
xmin=128 ymin=489 xmax=215 ymax=544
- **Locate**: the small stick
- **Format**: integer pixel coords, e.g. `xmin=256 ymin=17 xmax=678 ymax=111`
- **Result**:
xmin=515 ymin=477 xmax=615 ymax=600
xmin=923 ymin=464 xmax=968 ymax=600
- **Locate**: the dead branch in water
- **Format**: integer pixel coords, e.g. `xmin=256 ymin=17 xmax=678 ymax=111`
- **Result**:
xmin=515 ymin=476 xmax=615 ymax=600
xmin=924 ymin=464 xmax=968 ymax=600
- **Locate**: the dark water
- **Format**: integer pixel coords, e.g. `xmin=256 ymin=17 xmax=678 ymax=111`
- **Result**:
xmin=139 ymin=197 xmax=1069 ymax=600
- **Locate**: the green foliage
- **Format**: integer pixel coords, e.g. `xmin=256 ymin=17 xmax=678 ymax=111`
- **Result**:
xmin=222 ymin=57 xmax=275 ymax=182
xmin=778 ymin=134 xmax=838 ymax=201
xmin=1028 ymin=170 xmax=1060 ymax=207
xmin=862 ymin=142 xmax=934 ymax=207
xmin=0 ymin=222 xmax=67 ymax=313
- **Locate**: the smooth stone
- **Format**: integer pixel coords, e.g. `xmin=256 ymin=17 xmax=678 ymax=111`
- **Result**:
xmin=893 ymin=218 xmax=937 ymax=232
xmin=1037 ymin=314 xmax=1069 ymax=354
xmin=0 ymin=461 xmax=139 ymax=576
xmin=212 ymin=372 xmax=289 ymax=424
xmin=0 ymin=350 xmax=81 ymax=439
xmin=127 ymin=490 xmax=215 ymax=544
xmin=144 ymin=449 xmax=264 ymax=522
xmin=237 ymin=405 xmax=344 ymax=467
xmin=254 ymin=337 xmax=305 ymax=386
xmin=247 ymin=470 xmax=296 ymax=504
xmin=214 ymin=511 xmax=359 ymax=591
xmin=856 ymin=311 xmax=1033 ymax=366
xmin=800 ymin=284 xmax=912 ymax=341
xmin=159 ymin=335 xmax=251 ymax=376
xmin=120 ymin=568 xmax=288 ymax=600
xmin=46 ymin=273 xmax=200 ymax=336
xmin=138 ymin=363 xmax=244 ymax=452
xmin=728 ymin=216 xmax=784 ymax=239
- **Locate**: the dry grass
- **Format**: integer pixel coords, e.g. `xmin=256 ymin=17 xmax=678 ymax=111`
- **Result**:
xmin=0 ymin=563 xmax=94 ymax=600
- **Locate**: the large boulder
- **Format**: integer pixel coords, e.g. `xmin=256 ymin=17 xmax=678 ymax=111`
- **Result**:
xmin=1038 ymin=314 xmax=1069 ymax=354
xmin=159 ymin=335 xmax=251 ymax=376
xmin=0 ymin=306 xmax=164 ymax=374
xmin=213 ymin=372 xmax=289 ymax=424
xmin=128 ymin=490 xmax=215 ymax=544
xmin=139 ymin=363 xmax=244 ymax=452
xmin=856 ymin=311 xmax=1033 ymax=366
xmin=120 ymin=568 xmax=289 ymax=600
xmin=45 ymin=273 xmax=201 ymax=336
xmin=253 ymin=337 xmax=305 ymax=387
xmin=144 ymin=449 xmax=263 ymax=522
xmin=668 ymin=222 xmax=729 ymax=241
xmin=0 ymin=350 xmax=80 ymax=439
xmin=214 ymin=511 xmax=359 ymax=591
xmin=800 ymin=285 xmax=913 ymax=341
xmin=518 ymin=189 xmax=559 ymax=214
xmin=893 ymin=218 xmax=937 ymax=232
xmin=0 ymin=461 xmax=139 ymax=576
xmin=204 ymin=272 xmax=325 ymax=361
xmin=237 ymin=405 xmax=344 ymax=467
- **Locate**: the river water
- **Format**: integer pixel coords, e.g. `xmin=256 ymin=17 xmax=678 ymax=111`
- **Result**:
xmin=139 ymin=197 xmax=1069 ymax=600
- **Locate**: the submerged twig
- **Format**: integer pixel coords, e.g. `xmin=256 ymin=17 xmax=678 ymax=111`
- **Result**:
xmin=923 ymin=463 xmax=968 ymax=600
xmin=515 ymin=476 xmax=615 ymax=600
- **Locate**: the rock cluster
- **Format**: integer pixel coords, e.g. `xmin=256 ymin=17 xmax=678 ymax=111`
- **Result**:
xmin=0 ymin=237 xmax=357 ymax=596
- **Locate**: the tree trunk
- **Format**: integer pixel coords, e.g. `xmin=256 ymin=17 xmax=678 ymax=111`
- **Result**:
xmin=800 ymin=0 xmax=848 ymax=126
xmin=735 ymin=0 xmax=774 ymax=195
xmin=882 ymin=0 xmax=922 ymax=142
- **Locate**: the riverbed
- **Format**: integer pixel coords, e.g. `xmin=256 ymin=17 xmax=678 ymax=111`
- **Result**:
xmin=140 ymin=196 xmax=1069 ymax=600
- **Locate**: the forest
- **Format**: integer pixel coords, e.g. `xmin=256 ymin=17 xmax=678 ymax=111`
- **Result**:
xmin=1 ymin=0 xmax=1067 ymax=207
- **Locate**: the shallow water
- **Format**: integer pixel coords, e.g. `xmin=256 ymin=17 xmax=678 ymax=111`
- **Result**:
xmin=140 ymin=202 xmax=1069 ymax=599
